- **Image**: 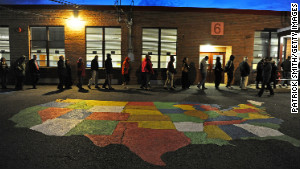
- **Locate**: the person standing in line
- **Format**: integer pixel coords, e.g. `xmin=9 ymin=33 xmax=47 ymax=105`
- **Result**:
xmin=57 ymin=55 xmax=66 ymax=90
xmin=239 ymin=56 xmax=250 ymax=90
xmin=197 ymin=56 xmax=209 ymax=90
xmin=225 ymin=55 xmax=235 ymax=89
xmin=257 ymin=57 xmax=274 ymax=97
xmin=14 ymin=55 xmax=26 ymax=90
xmin=256 ymin=59 xmax=264 ymax=89
xmin=140 ymin=55 xmax=154 ymax=90
xmin=65 ymin=59 xmax=72 ymax=89
xmin=279 ymin=56 xmax=291 ymax=88
xmin=270 ymin=59 xmax=278 ymax=89
xmin=28 ymin=55 xmax=40 ymax=89
xmin=88 ymin=55 xmax=99 ymax=89
xmin=214 ymin=56 xmax=223 ymax=90
xmin=164 ymin=55 xmax=176 ymax=90
xmin=181 ymin=57 xmax=190 ymax=89
xmin=122 ymin=56 xmax=130 ymax=89
xmin=102 ymin=54 xmax=114 ymax=90
xmin=0 ymin=57 xmax=9 ymax=89
xmin=77 ymin=57 xmax=85 ymax=90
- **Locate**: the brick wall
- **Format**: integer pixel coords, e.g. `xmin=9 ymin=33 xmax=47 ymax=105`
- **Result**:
xmin=0 ymin=5 xmax=290 ymax=85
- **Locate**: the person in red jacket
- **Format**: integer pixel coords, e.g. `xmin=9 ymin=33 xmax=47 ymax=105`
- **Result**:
xmin=140 ymin=55 xmax=154 ymax=90
xmin=77 ymin=57 xmax=86 ymax=90
xmin=122 ymin=56 xmax=130 ymax=89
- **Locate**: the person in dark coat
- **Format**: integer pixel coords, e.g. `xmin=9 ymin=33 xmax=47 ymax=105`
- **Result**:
xmin=57 ymin=55 xmax=67 ymax=90
xmin=14 ymin=55 xmax=26 ymax=90
xmin=256 ymin=59 xmax=264 ymax=89
xmin=102 ymin=54 xmax=114 ymax=90
xmin=181 ymin=57 xmax=190 ymax=89
xmin=214 ymin=56 xmax=223 ymax=90
xmin=77 ymin=57 xmax=85 ymax=90
xmin=280 ymin=56 xmax=291 ymax=87
xmin=28 ymin=55 xmax=40 ymax=89
xmin=65 ymin=59 xmax=72 ymax=89
xmin=257 ymin=57 xmax=274 ymax=97
xmin=0 ymin=57 xmax=9 ymax=89
xmin=239 ymin=56 xmax=250 ymax=90
xmin=270 ymin=59 xmax=278 ymax=89
xmin=164 ymin=55 xmax=176 ymax=90
xmin=225 ymin=55 xmax=235 ymax=89
xmin=88 ymin=55 xmax=99 ymax=89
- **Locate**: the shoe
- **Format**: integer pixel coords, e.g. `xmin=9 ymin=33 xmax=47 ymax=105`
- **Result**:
xmin=197 ymin=85 xmax=200 ymax=89
xmin=88 ymin=85 xmax=91 ymax=89
xmin=173 ymin=85 xmax=176 ymax=88
xmin=109 ymin=87 xmax=115 ymax=90
xmin=202 ymin=87 xmax=208 ymax=90
xmin=215 ymin=87 xmax=219 ymax=90
xmin=164 ymin=87 xmax=168 ymax=90
xmin=95 ymin=86 xmax=99 ymax=89
xmin=170 ymin=87 xmax=175 ymax=91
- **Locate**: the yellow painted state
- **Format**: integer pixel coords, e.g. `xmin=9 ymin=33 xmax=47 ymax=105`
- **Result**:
xmin=184 ymin=110 xmax=209 ymax=119
xmin=128 ymin=115 xmax=171 ymax=121
xmin=56 ymin=99 xmax=84 ymax=103
xmin=173 ymin=105 xmax=195 ymax=110
xmin=123 ymin=109 xmax=163 ymax=116
xmin=134 ymin=121 xmax=176 ymax=129
xmin=85 ymin=100 xmax=128 ymax=106
xmin=219 ymin=110 xmax=237 ymax=116
xmin=246 ymin=113 xmax=271 ymax=119
xmin=204 ymin=125 xmax=232 ymax=140
xmin=124 ymin=105 xmax=158 ymax=110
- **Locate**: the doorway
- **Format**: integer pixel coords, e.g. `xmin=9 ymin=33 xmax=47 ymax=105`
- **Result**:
xmin=199 ymin=52 xmax=225 ymax=83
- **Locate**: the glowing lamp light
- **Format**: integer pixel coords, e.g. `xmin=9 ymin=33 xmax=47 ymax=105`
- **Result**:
xmin=67 ymin=10 xmax=85 ymax=30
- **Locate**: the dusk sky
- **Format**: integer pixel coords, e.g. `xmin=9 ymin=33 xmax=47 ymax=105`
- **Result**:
xmin=0 ymin=0 xmax=297 ymax=11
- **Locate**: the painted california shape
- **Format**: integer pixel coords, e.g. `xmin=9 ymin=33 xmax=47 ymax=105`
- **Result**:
xmin=10 ymin=99 xmax=300 ymax=166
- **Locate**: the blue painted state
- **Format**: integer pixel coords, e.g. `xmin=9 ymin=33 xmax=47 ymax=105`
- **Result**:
xmin=219 ymin=124 xmax=257 ymax=139
xmin=242 ymin=118 xmax=284 ymax=124
xmin=0 ymin=0 xmax=294 ymax=11
xmin=206 ymin=115 xmax=242 ymax=122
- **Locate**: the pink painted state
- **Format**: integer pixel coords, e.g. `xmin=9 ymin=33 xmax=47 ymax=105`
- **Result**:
xmin=233 ymin=108 xmax=258 ymax=113
xmin=200 ymin=105 xmax=219 ymax=111
xmin=204 ymin=119 xmax=247 ymax=126
xmin=86 ymin=122 xmax=191 ymax=166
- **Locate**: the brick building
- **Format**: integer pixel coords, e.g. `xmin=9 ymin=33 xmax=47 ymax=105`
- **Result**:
xmin=0 ymin=5 xmax=292 ymax=85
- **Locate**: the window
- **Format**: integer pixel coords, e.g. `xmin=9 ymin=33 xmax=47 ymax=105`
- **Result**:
xmin=0 ymin=27 xmax=10 ymax=66
xmin=142 ymin=28 xmax=177 ymax=68
xmin=86 ymin=27 xmax=122 ymax=68
xmin=30 ymin=27 xmax=65 ymax=67
xmin=252 ymin=31 xmax=278 ymax=69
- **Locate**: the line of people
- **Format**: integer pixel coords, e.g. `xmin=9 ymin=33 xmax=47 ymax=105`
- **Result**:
xmin=0 ymin=54 xmax=293 ymax=95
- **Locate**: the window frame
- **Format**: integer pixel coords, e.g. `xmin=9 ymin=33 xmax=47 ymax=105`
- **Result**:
xmin=85 ymin=26 xmax=122 ymax=68
xmin=30 ymin=26 xmax=65 ymax=67
xmin=142 ymin=27 xmax=178 ymax=69
xmin=0 ymin=26 xmax=10 ymax=66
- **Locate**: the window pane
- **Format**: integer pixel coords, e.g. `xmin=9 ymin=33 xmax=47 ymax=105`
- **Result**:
xmin=161 ymin=42 xmax=176 ymax=55
xmin=49 ymin=27 xmax=64 ymax=41
xmin=0 ymin=27 xmax=9 ymax=40
xmin=87 ymin=27 xmax=103 ymax=34
xmin=31 ymin=27 xmax=47 ymax=40
xmin=142 ymin=41 xmax=159 ymax=55
xmin=105 ymin=28 xmax=121 ymax=35
xmin=161 ymin=29 xmax=177 ymax=42
xmin=143 ymin=29 xmax=159 ymax=41
xmin=105 ymin=41 xmax=121 ymax=50
xmin=49 ymin=41 xmax=64 ymax=48
xmin=111 ymin=54 xmax=121 ymax=68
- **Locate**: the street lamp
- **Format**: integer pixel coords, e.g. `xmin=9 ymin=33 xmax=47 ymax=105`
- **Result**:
xmin=67 ymin=10 xmax=84 ymax=30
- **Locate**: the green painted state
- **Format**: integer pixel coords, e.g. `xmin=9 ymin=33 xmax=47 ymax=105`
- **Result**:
xmin=205 ymin=111 xmax=221 ymax=119
xmin=237 ymin=113 xmax=249 ymax=118
xmin=247 ymin=122 xmax=280 ymax=130
xmin=241 ymin=135 xmax=300 ymax=147
xmin=166 ymin=113 xmax=204 ymax=123
xmin=66 ymin=101 xmax=93 ymax=110
xmin=65 ymin=120 xmax=118 ymax=136
xmin=154 ymin=102 xmax=178 ymax=109
xmin=9 ymin=106 xmax=46 ymax=128
xmin=184 ymin=132 xmax=230 ymax=146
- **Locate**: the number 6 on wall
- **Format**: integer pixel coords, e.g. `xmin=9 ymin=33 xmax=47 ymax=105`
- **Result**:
xmin=211 ymin=22 xmax=224 ymax=35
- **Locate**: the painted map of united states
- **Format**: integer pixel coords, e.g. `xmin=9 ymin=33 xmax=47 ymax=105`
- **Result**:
xmin=10 ymin=99 xmax=300 ymax=166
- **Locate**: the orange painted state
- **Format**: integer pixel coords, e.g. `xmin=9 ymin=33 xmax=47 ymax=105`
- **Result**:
xmin=86 ymin=112 xmax=130 ymax=121
xmin=38 ymin=107 xmax=72 ymax=122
